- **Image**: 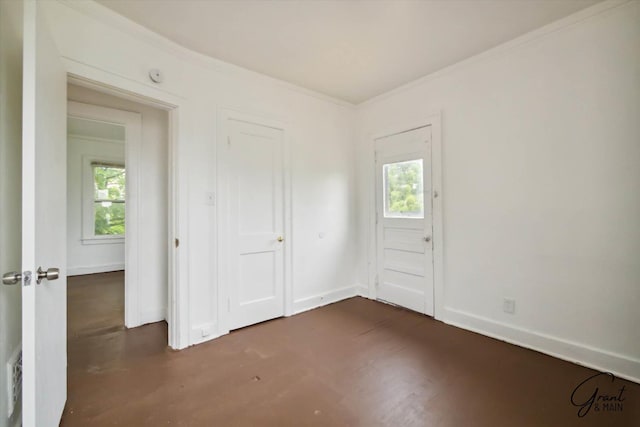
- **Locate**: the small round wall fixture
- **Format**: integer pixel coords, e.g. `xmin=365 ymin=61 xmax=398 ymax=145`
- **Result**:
xmin=149 ymin=69 xmax=163 ymax=83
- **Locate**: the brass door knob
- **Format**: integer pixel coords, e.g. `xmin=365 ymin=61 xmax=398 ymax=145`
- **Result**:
xmin=277 ymin=236 xmax=284 ymax=242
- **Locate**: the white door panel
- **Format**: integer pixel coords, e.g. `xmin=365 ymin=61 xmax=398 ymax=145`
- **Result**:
xmin=376 ymin=126 xmax=434 ymax=316
xmin=22 ymin=1 xmax=67 ymax=426
xmin=228 ymin=119 xmax=285 ymax=330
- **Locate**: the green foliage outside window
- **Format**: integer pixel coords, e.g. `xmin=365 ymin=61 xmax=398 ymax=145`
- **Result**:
xmin=384 ymin=160 xmax=424 ymax=218
xmin=93 ymin=164 xmax=125 ymax=236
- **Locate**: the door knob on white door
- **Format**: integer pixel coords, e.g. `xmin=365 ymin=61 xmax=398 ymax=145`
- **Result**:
xmin=2 ymin=271 xmax=22 ymax=285
xmin=277 ymin=236 xmax=284 ymax=242
xmin=36 ymin=267 xmax=59 ymax=284
xmin=424 ymin=236 xmax=431 ymax=242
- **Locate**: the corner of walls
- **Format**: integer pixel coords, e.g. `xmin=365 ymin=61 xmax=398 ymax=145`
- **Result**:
xmin=355 ymin=284 xmax=370 ymax=299
xmin=292 ymin=285 xmax=360 ymax=315
xmin=354 ymin=0 xmax=640 ymax=384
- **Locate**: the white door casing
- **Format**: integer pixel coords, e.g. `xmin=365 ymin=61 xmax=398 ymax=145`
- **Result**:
xmin=375 ymin=126 xmax=434 ymax=315
xmin=225 ymin=118 xmax=286 ymax=330
xmin=66 ymin=74 xmax=185 ymax=350
xmin=22 ymin=1 xmax=67 ymax=425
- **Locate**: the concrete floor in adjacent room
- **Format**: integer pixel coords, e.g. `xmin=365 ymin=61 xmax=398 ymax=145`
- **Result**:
xmin=62 ymin=272 xmax=639 ymax=426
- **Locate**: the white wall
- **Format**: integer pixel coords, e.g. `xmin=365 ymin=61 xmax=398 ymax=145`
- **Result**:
xmin=67 ymin=133 xmax=125 ymax=275
xmin=356 ymin=1 xmax=640 ymax=381
xmin=67 ymin=85 xmax=169 ymax=324
xmin=44 ymin=0 xmax=639 ymax=382
xmin=42 ymin=0 xmax=358 ymax=344
xmin=0 ymin=0 xmax=23 ymax=425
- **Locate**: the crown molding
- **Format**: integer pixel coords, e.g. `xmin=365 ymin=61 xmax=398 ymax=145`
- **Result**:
xmin=56 ymin=0 xmax=356 ymax=109
xmin=358 ymin=0 xmax=632 ymax=108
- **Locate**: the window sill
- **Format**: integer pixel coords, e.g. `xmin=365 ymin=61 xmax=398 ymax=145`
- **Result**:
xmin=81 ymin=236 xmax=124 ymax=246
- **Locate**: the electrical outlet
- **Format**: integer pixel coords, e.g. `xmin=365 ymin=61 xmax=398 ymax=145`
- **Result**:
xmin=201 ymin=325 xmax=211 ymax=337
xmin=503 ymin=298 xmax=516 ymax=314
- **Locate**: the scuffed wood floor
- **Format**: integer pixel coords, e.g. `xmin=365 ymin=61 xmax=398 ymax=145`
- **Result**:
xmin=62 ymin=272 xmax=639 ymax=426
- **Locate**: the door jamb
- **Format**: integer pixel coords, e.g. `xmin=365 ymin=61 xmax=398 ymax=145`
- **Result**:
xmin=367 ymin=113 xmax=444 ymax=320
xmin=66 ymin=61 xmax=188 ymax=350
xmin=216 ymin=108 xmax=293 ymax=335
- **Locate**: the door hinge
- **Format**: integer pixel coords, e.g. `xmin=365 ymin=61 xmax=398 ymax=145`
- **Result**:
xmin=175 ymin=238 xmax=180 ymax=248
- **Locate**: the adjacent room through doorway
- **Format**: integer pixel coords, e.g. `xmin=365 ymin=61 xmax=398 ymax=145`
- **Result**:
xmin=65 ymin=83 xmax=170 ymax=351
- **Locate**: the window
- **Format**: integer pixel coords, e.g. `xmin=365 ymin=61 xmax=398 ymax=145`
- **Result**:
xmin=383 ymin=159 xmax=424 ymax=218
xmin=92 ymin=163 xmax=125 ymax=236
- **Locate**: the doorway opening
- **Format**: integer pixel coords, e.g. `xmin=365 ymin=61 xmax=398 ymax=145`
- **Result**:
xmin=66 ymin=83 xmax=170 ymax=342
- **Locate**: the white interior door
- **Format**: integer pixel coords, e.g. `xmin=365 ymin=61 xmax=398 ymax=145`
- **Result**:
xmin=22 ymin=1 xmax=67 ymax=426
xmin=375 ymin=126 xmax=434 ymax=315
xmin=227 ymin=119 xmax=285 ymax=330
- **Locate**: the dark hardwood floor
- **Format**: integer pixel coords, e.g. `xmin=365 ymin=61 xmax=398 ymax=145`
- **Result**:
xmin=62 ymin=272 xmax=638 ymax=426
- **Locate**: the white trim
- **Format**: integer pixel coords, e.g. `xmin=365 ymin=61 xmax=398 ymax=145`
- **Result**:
xmin=189 ymin=322 xmax=219 ymax=346
xmin=139 ymin=308 xmax=167 ymax=326
xmin=355 ymin=284 xmax=370 ymax=298
xmin=216 ymin=108 xmax=293 ymax=335
xmin=358 ymin=0 xmax=632 ymax=107
xmin=56 ymin=0 xmax=630 ymax=109
xmin=56 ymin=0 xmax=354 ymax=109
xmin=293 ymin=285 xmax=359 ymax=315
xmin=66 ymin=66 xmax=188 ymax=350
xmin=443 ymin=307 xmax=640 ymax=384
xmin=67 ymin=263 xmax=124 ymax=276
xmin=367 ymin=113 xmax=444 ymax=320
xmin=81 ymin=236 xmax=124 ymax=245
xmin=66 ymin=60 xmax=183 ymax=108
xmin=67 ymin=134 xmax=124 ymax=145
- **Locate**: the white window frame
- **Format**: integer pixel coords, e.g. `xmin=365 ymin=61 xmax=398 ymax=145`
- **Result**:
xmin=81 ymin=156 xmax=126 ymax=245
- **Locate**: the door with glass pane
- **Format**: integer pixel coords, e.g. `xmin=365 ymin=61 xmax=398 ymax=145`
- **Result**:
xmin=375 ymin=126 xmax=434 ymax=315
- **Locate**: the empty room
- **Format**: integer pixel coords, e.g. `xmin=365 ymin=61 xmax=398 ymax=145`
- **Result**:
xmin=0 ymin=0 xmax=638 ymax=426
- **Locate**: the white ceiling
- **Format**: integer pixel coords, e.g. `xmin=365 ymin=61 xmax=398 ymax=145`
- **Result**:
xmin=96 ymin=0 xmax=601 ymax=104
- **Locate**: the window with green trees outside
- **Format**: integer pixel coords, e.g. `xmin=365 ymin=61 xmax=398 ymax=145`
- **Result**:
xmin=93 ymin=163 xmax=126 ymax=236
xmin=383 ymin=159 xmax=424 ymax=218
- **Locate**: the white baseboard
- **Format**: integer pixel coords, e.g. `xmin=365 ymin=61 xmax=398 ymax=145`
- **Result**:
xmin=190 ymin=322 xmax=220 ymax=346
xmin=68 ymin=263 xmax=124 ymax=276
xmin=443 ymin=307 xmax=640 ymax=384
xmin=139 ymin=308 xmax=166 ymax=326
xmin=293 ymin=285 xmax=358 ymax=314
xmin=355 ymin=284 xmax=370 ymax=298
